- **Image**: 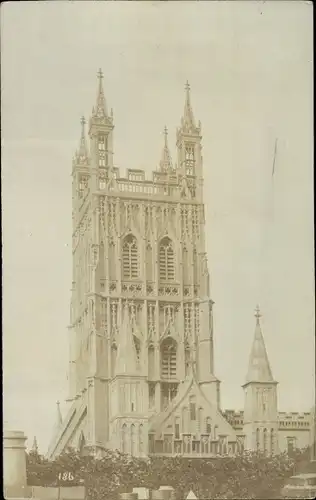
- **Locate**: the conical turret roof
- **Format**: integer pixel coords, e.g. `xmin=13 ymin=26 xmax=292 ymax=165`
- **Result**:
xmin=245 ymin=306 xmax=275 ymax=384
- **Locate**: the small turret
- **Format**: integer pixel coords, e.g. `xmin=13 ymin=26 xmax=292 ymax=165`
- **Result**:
xmin=89 ymin=68 xmax=114 ymax=170
xmin=242 ymin=306 xmax=278 ymax=455
xmin=74 ymin=116 xmax=89 ymax=166
xmin=93 ymin=68 xmax=108 ymax=119
xmin=159 ymin=126 xmax=173 ymax=172
xmin=176 ymin=82 xmax=203 ymax=194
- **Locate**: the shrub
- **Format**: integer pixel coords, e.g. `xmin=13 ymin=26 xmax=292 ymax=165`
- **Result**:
xmin=26 ymin=447 xmax=309 ymax=500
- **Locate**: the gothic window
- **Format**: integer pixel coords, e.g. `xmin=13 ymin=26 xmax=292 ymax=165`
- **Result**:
xmin=184 ymin=305 xmax=192 ymax=343
xmin=98 ymin=135 xmax=108 ymax=167
xmin=185 ymin=144 xmax=195 ymax=176
xmin=161 ymin=338 xmax=177 ymax=379
xmin=139 ymin=424 xmax=144 ymax=454
xmin=263 ymin=428 xmax=268 ymax=455
xmin=98 ymin=136 xmax=106 ymax=151
xmin=122 ymin=234 xmax=139 ymax=280
xmin=131 ymin=424 xmax=136 ymax=455
xmin=189 ymin=396 xmax=196 ymax=421
xmin=192 ymin=208 xmax=199 ymax=236
xmin=119 ymin=384 xmax=125 ymax=413
xmin=121 ymin=424 xmax=127 ymax=453
xmin=159 ymin=237 xmax=175 ymax=281
xmin=270 ymin=429 xmax=275 ymax=455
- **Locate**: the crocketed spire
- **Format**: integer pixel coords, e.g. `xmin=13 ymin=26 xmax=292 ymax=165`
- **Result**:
xmin=245 ymin=306 xmax=275 ymax=384
xmin=159 ymin=126 xmax=173 ymax=172
xmin=75 ymin=116 xmax=89 ymax=164
xmin=92 ymin=68 xmax=108 ymax=118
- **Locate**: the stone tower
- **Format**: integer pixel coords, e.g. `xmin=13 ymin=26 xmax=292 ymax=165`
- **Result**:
xmin=51 ymin=70 xmax=221 ymax=458
xmin=242 ymin=306 xmax=279 ymax=455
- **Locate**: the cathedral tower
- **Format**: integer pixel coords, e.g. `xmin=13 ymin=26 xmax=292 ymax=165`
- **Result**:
xmin=48 ymin=73 xmax=224 ymax=459
xmin=242 ymin=306 xmax=279 ymax=455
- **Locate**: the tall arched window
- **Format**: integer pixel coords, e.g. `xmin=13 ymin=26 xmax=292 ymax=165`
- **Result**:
xmin=131 ymin=424 xmax=136 ymax=455
xmin=139 ymin=424 xmax=144 ymax=454
xmin=270 ymin=429 xmax=275 ymax=455
xmin=122 ymin=234 xmax=139 ymax=279
xmin=121 ymin=424 xmax=127 ymax=453
xmin=263 ymin=428 xmax=268 ymax=455
xmin=185 ymin=144 xmax=195 ymax=176
xmin=159 ymin=237 xmax=175 ymax=281
xmin=160 ymin=338 xmax=177 ymax=379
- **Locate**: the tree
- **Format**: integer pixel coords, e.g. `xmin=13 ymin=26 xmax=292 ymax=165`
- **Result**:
xmin=26 ymin=447 xmax=309 ymax=500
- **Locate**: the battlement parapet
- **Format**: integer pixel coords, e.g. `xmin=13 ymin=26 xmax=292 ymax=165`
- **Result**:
xmin=278 ymin=411 xmax=311 ymax=429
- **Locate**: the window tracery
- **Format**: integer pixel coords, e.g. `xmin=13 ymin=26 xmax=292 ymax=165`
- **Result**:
xmin=161 ymin=337 xmax=177 ymax=379
xmin=122 ymin=234 xmax=139 ymax=280
xmin=159 ymin=237 xmax=175 ymax=281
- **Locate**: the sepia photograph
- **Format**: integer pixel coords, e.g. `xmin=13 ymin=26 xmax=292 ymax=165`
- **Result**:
xmin=2 ymin=1 xmax=314 ymax=499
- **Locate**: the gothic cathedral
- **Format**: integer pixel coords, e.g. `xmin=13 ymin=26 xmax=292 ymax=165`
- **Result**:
xmin=47 ymin=71 xmax=311 ymax=460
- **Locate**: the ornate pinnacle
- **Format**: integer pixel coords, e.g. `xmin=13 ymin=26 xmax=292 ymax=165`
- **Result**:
xmin=254 ymin=305 xmax=262 ymax=322
xmin=97 ymin=68 xmax=104 ymax=80
xmin=163 ymin=126 xmax=168 ymax=146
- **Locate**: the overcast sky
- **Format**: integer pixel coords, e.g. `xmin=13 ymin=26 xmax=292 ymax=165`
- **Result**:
xmin=2 ymin=1 xmax=314 ymax=453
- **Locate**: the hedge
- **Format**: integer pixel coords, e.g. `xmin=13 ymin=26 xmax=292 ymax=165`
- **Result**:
xmin=26 ymin=446 xmax=310 ymax=500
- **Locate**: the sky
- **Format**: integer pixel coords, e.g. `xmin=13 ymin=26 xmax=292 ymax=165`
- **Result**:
xmin=2 ymin=1 xmax=314 ymax=453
